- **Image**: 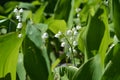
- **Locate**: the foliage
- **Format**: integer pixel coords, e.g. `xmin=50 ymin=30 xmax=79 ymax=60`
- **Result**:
xmin=0 ymin=0 xmax=120 ymax=80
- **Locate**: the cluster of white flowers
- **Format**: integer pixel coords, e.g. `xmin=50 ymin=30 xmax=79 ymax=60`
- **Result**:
xmin=13 ymin=7 xmax=23 ymax=38
xmin=54 ymin=25 xmax=82 ymax=57
xmin=13 ymin=8 xmax=23 ymax=22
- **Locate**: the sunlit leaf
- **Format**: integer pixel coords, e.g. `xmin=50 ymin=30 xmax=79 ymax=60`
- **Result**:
xmin=101 ymin=42 xmax=120 ymax=80
xmin=72 ymin=54 xmax=102 ymax=80
xmin=4 ymin=1 xmax=18 ymax=13
xmin=59 ymin=66 xmax=78 ymax=80
xmin=54 ymin=0 xmax=72 ymax=22
xmin=0 ymin=32 xmax=23 ymax=80
xmin=48 ymin=20 xmax=67 ymax=34
xmin=22 ymin=36 xmax=49 ymax=80
xmin=17 ymin=53 xmax=26 ymax=80
xmin=33 ymin=2 xmax=47 ymax=23
xmin=112 ymin=0 xmax=120 ymax=40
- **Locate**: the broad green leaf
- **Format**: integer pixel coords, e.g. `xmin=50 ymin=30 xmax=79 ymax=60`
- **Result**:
xmin=23 ymin=21 xmax=50 ymax=80
xmin=97 ymin=5 xmax=112 ymax=68
xmin=17 ymin=53 xmax=26 ymax=80
xmin=19 ymin=2 xmax=35 ymax=11
xmin=67 ymin=0 xmax=74 ymax=28
xmin=45 ymin=0 xmax=58 ymax=13
xmin=0 ymin=18 xmax=16 ymax=33
xmin=59 ymin=66 xmax=78 ymax=80
xmin=85 ymin=7 xmax=105 ymax=56
xmin=101 ymin=42 xmax=120 ymax=80
xmin=79 ymin=0 xmax=101 ymax=23
xmin=112 ymin=0 xmax=120 ymax=40
xmin=22 ymin=10 xmax=32 ymax=22
xmin=72 ymin=54 xmax=102 ymax=80
xmin=33 ymin=2 xmax=47 ymax=23
xmin=48 ymin=20 xmax=67 ymax=34
xmin=4 ymin=1 xmax=18 ymax=13
xmin=22 ymin=36 xmax=49 ymax=80
xmin=26 ymin=21 xmax=50 ymax=71
xmin=54 ymin=0 xmax=72 ymax=22
xmin=51 ymin=54 xmax=66 ymax=71
xmin=0 ymin=32 xmax=23 ymax=80
xmin=85 ymin=5 xmax=111 ymax=62
xmin=78 ymin=27 xmax=86 ymax=54
xmin=74 ymin=0 xmax=81 ymax=9
xmin=26 ymin=22 xmax=45 ymax=48
xmin=0 ymin=5 xmax=4 ymax=14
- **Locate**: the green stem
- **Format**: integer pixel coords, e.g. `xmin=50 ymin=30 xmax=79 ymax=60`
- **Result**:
xmin=62 ymin=33 xmax=75 ymax=66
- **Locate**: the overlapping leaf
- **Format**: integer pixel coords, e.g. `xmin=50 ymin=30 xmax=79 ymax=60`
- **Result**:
xmin=0 ymin=32 xmax=23 ymax=80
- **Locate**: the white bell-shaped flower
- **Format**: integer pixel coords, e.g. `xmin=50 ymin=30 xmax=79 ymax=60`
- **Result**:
xmin=66 ymin=29 xmax=72 ymax=36
xmin=55 ymin=31 xmax=62 ymax=38
xmin=19 ymin=8 xmax=23 ymax=13
xmin=16 ymin=15 xmax=21 ymax=20
xmin=61 ymin=42 xmax=66 ymax=47
xmin=18 ymin=33 xmax=22 ymax=38
xmin=76 ymin=25 xmax=81 ymax=30
xmin=42 ymin=32 xmax=48 ymax=39
xmin=13 ymin=8 xmax=18 ymax=13
xmin=73 ymin=41 xmax=78 ymax=46
xmin=75 ymin=8 xmax=81 ymax=13
xmin=17 ymin=23 xmax=22 ymax=29
xmin=73 ymin=30 xmax=78 ymax=35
